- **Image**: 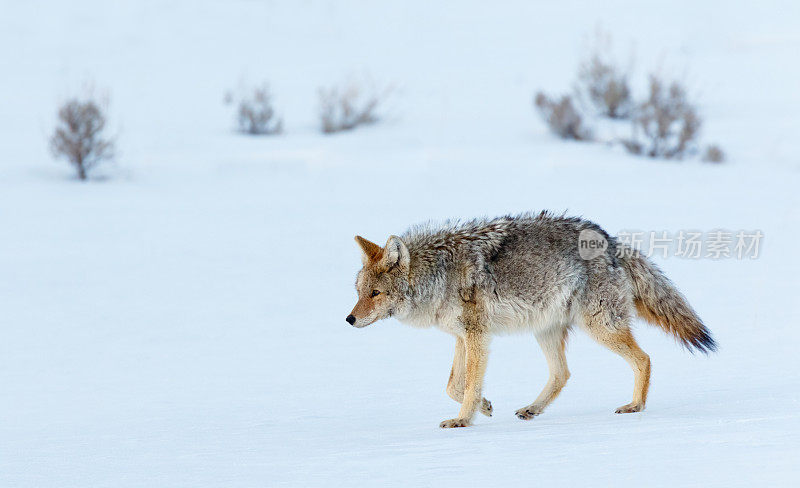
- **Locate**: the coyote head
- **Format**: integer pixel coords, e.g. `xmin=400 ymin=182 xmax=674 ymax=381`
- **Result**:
xmin=346 ymin=235 xmax=410 ymax=328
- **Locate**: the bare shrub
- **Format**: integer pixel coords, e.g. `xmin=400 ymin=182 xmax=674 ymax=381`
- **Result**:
xmin=576 ymin=53 xmax=632 ymax=119
xmin=624 ymin=75 xmax=701 ymax=159
xmin=534 ymin=30 xmax=721 ymax=161
xmin=49 ymin=95 xmax=114 ymax=181
xmin=703 ymin=144 xmax=725 ymax=163
xmin=318 ymin=80 xmax=390 ymax=134
xmin=574 ymin=29 xmax=633 ymax=119
xmin=226 ymin=83 xmax=283 ymax=135
xmin=534 ymin=92 xmax=592 ymax=141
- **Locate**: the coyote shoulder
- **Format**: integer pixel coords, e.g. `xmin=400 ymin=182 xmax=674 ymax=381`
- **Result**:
xmin=346 ymin=212 xmax=716 ymax=428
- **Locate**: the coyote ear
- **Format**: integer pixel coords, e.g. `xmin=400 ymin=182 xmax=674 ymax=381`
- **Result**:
xmin=382 ymin=235 xmax=410 ymax=270
xmin=355 ymin=235 xmax=383 ymax=264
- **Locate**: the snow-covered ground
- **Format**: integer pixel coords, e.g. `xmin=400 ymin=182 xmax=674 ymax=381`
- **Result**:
xmin=2 ymin=1 xmax=799 ymax=486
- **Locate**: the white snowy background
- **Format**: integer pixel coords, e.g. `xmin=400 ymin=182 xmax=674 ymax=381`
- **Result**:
xmin=1 ymin=1 xmax=799 ymax=486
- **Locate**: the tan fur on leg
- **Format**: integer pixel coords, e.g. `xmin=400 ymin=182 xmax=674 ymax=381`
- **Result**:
xmin=583 ymin=321 xmax=651 ymax=413
xmin=440 ymin=302 xmax=489 ymax=428
xmin=446 ymin=337 xmax=492 ymax=417
xmin=516 ymin=327 xmax=570 ymax=420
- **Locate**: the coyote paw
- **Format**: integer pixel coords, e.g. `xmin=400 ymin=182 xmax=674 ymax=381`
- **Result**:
xmin=515 ymin=404 xmax=544 ymax=420
xmin=439 ymin=418 xmax=470 ymax=428
xmin=615 ymin=402 xmax=645 ymax=414
xmin=480 ymin=398 xmax=493 ymax=417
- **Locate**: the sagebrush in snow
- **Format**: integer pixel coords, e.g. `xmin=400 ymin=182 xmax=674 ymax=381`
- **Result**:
xmin=574 ymin=30 xmax=633 ymax=119
xmin=49 ymin=96 xmax=114 ymax=181
xmin=702 ymin=144 xmax=725 ymax=163
xmin=623 ymin=75 xmax=701 ymax=159
xmin=576 ymin=53 xmax=632 ymax=119
xmin=534 ymin=92 xmax=592 ymax=141
xmin=318 ymin=80 xmax=390 ymax=134
xmin=228 ymin=83 xmax=283 ymax=135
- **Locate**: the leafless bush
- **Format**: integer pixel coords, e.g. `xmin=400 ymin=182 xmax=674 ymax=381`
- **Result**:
xmin=576 ymin=53 xmax=632 ymax=119
xmin=227 ymin=83 xmax=283 ymax=135
xmin=623 ymin=75 xmax=701 ymax=159
xmin=318 ymin=80 xmax=390 ymax=134
xmin=534 ymin=30 xmax=722 ymax=161
xmin=534 ymin=92 xmax=592 ymax=141
xmin=574 ymin=29 xmax=633 ymax=119
xmin=49 ymin=95 xmax=114 ymax=180
xmin=702 ymin=144 xmax=725 ymax=163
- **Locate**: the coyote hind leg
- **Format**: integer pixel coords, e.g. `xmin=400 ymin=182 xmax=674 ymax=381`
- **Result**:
xmin=515 ymin=327 xmax=570 ymax=420
xmin=447 ymin=337 xmax=492 ymax=417
xmin=582 ymin=313 xmax=651 ymax=413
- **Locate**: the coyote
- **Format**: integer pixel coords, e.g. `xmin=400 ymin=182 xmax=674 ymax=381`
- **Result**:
xmin=346 ymin=212 xmax=716 ymax=428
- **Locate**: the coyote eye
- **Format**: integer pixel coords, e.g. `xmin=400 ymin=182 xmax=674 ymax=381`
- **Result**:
xmin=371 ymin=290 xmax=381 ymax=297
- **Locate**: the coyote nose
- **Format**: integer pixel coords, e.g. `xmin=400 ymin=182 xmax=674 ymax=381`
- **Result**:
xmin=345 ymin=315 xmax=356 ymax=325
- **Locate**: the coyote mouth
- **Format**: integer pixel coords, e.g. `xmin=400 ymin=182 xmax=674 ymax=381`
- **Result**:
xmin=356 ymin=316 xmax=381 ymax=328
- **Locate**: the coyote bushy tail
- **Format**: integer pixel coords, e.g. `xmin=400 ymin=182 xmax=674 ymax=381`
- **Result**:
xmin=619 ymin=244 xmax=717 ymax=354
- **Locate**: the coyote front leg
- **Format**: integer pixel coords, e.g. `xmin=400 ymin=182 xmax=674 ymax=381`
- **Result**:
xmin=446 ymin=337 xmax=493 ymax=417
xmin=440 ymin=305 xmax=489 ymax=428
